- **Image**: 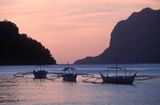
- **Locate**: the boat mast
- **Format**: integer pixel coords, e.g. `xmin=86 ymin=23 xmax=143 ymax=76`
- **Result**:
xmin=67 ymin=61 xmax=69 ymax=67
xmin=116 ymin=63 xmax=117 ymax=77
xmin=125 ymin=68 xmax=126 ymax=77
xmin=67 ymin=61 xmax=70 ymax=74
xmin=107 ymin=64 xmax=109 ymax=77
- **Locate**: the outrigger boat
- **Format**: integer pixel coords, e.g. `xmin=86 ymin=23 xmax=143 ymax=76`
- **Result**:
xmin=100 ymin=67 xmax=136 ymax=85
xmin=13 ymin=69 xmax=48 ymax=79
xmin=62 ymin=67 xmax=77 ymax=82
xmin=50 ymin=63 xmax=78 ymax=82
xmin=49 ymin=64 xmax=92 ymax=82
xmin=32 ymin=64 xmax=48 ymax=79
xmin=33 ymin=70 xmax=48 ymax=79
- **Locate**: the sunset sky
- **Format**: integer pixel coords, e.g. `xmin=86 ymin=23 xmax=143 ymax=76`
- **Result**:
xmin=0 ymin=0 xmax=160 ymax=64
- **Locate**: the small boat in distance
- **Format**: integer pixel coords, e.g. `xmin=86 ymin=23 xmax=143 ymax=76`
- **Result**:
xmin=100 ymin=67 xmax=136 ymax=85
xmin=33 ymin=65 xmax=48 ymax=79
xmin=33 ymin=70 xmax=48 ymax=79
xmin=62 ymin=66 xmax=77 ymax=82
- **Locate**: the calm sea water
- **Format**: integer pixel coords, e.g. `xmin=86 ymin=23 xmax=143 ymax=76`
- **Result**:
xmin=0 ymin=64 xmax=160 ymax=105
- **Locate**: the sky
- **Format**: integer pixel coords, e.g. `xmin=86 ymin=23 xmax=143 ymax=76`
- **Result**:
xmin=0 ymin=0 xmax=160 ymax=64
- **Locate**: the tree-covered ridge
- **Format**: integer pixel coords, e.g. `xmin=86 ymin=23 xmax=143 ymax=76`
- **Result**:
xmin=0 ymin=20 xmax=56 ymax=65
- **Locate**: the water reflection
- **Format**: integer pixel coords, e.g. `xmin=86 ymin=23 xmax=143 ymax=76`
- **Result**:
xmin=0 ymin=75 xmax=18 ymax=104
xmin=0 ymin=74 xmax=112 ymax=105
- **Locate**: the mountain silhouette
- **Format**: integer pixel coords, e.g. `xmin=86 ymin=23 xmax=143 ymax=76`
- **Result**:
xmin=0 ymin=20 xmax=56 ymax=65
xmin=74 ymin=8 xmax=160 ymax=64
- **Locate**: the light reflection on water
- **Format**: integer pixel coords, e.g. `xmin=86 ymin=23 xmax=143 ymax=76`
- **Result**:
xmin=0 ymin=75 xmax=160 ymax=105
xmin=0 ymin=75 xmax=106 ymax=105
xmin=0 ymin=64 xmax=160 ymax=105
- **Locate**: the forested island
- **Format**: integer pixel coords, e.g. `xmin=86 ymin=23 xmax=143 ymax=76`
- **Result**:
xmin=0 ymin=20 xmax=56 ymax=65
xmin=74 ymin=8 xmax=160 ymax=64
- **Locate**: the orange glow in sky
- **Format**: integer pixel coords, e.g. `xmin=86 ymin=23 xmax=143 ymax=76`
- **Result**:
xmin=0 ymin=0 xmax=160 ymax=64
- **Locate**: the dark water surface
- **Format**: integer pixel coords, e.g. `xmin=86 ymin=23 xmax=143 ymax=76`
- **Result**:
xmin=0 ymin=64 xmax=160 ymax=105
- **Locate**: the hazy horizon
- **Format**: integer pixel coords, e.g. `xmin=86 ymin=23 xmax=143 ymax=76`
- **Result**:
xmin=0 ymin=0 xmax=160 ymax=64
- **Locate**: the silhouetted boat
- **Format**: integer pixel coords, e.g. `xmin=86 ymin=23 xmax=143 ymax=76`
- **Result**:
xmin=100 ymin=67 xmax=136 ymax=84
xmin=33 ymin=70 xmax=48 ymax=79
xmin=100 ymin=73 xmax=136 ymax=84
xmin=62 ymin=67 xmax=77 ymax=82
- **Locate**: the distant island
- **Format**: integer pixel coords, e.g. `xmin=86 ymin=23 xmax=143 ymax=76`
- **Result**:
xmin=0 ymin=20 xmax=56 ymax=65
xmin=74 ymin=8 xmax=160 ymax=64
